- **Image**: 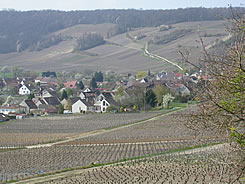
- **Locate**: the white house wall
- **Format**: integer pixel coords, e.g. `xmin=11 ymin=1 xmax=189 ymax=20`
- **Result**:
xmin=0 ymin=108 xmax=17 ymax=115
xmin=72 ymin=100 xmax=87 ymax=113
xmin=19 ymin=85 xmax=31 ymax=95
xmin=101 ymin=99 xmax=110 ymax=112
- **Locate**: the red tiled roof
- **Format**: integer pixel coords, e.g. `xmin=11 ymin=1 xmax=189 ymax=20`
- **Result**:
xmin=175 ymin=73 xmax=182 ymax=78
xmin=64 ymin=81 xmax=77 ymax=89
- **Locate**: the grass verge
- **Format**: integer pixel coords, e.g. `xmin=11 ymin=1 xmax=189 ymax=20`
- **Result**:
xmin=104 ymin=105 xmax=186 ymax=131
xmin=0 ymin=147 xmax=25 ymax=153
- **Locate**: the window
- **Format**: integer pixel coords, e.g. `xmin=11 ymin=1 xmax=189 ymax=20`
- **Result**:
xmin=103 ymin=107 xmax=105 ymax=112
xmin=103 ymin=101 xmax=106 ymax=106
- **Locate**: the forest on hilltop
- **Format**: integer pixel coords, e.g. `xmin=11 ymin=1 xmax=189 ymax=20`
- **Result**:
xmin=0 ymin=7 xmax=244 ymax=54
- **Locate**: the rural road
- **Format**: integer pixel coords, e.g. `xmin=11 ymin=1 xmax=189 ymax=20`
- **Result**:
xmin=144 ymin=43 xmax=184 ymax=71
xmin=108 ymin=32 xmax=184 ymax=71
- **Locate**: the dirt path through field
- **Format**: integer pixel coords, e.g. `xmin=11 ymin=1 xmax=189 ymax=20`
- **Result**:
xmin=205 ymin=34 xmax=232 ymax=50
xmin=107 ymin=34 xmax=183 ymax=71
xmin=13 ymin=143 xmax=227 ymax=184
xmin=144 ymin=43 xmax=183 ymax=71
xmin=26 ymin=108 xmax=183 ymax=149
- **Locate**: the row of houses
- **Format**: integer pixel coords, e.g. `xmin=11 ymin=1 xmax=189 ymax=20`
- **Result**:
xmin=0 ymin=69 xmax=208 ymax=121
xmin=0 ymin=89 xmax=119 ymax=117
xmin=1 ymin=69 xmax=205 ymax=97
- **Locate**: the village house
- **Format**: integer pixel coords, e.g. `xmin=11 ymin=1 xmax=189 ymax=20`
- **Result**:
xmin=64 ymin=81 xmax=78 ymax=89
xmin=38 ymin=104 xmax=58 ymax=114
xmin=3 ymin=77 xmax=34 ymax=90
xmin=61 ymin=97 xmax=94 ymax=113
xmin=34 ymin=77 xmax=58 ymax=87
xmin=18 ymin=84 xmax=36 ymax=95
xmin=175 ymin=84 xmax=191 ymax=96
xmin=166 ymin=83 xmax=191 ymax=96
xmin=2 ymin=78 xmax=19 ymax=90
xmin=140 ymin=78 xmax=148 ymax=83
xmin=60 ymin=97 xmax=78 ymax=110
xmin=156 ymin=72 xmax=168 ymax=81
xmin=41 ymin=88 xmax=57 ymax=98
xmin=20 ymin=100 xmax=38 ymax=114
xmin=83 ymin=87 xmax=92 ymax=93
xmin=42 ymin=97 xmax=60 ymax=108
xmin=0 ymin=104 xmax=26 ymax=115
xmin=94 ymin=92 xmax=119 ymax=113
xmin=32 ymin=98 xmax=46 ymax=108
xmin=72 ymin=98 xmax=94 ymax=113
xmin=78 ymin=90 xmax=96 ymax=102
xmin=79 ymin=91 xmax=86 ymax=99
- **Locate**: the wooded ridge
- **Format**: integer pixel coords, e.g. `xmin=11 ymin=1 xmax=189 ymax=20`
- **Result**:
xmin=0 ymin=7 xmax=243 ymax=54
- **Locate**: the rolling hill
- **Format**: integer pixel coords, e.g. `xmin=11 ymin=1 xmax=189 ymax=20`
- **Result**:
xmin=0 ymin=20 xmax=229 ymax=74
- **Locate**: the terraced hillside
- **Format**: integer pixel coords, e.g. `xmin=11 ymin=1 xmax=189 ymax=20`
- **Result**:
xmin=0 ymin=20 xmax=229 ymax=74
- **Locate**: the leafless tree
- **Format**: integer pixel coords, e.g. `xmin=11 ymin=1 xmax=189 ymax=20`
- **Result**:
xmin=179 ymin=8 xmax=245 ymax=183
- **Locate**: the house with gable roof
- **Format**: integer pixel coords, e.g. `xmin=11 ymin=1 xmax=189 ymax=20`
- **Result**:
xmin=42 ymin=97 xmax=60 ymax=108
xmin=61 ymin=97 xmax=94 ymax=113
xmin=94 ymin=92 xmax=119 ymax=113
xmin=18 ymin=84 xmax=36 ymax=95
xmin=0 ymin=104 xmax=26 ymax=115
xmin=72 ymin=98 xmax=94 ymax=113
xmin=20 ymin=100 xmax=38 ymax=114
xmin=64 ymin=81 xmax=78 ymax=89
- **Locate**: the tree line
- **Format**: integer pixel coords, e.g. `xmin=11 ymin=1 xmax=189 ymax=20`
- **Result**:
xmin=0 ymin=7 xmax=244 ymax=53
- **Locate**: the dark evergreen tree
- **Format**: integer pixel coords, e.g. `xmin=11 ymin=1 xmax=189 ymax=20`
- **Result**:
xmin=77 ymin=81 xmax=84 ymax=90
xmin=61 ymin=90 xmax=68 ymax=100
xmin=94 ymin=71 xmax=104 ymax=82
xmin=90 ymin=77 xmax=98 ymax=89
xmin=148 ymin=70 xmax=151 ymax=76
xmin=58 ymin=104 xmax=64 ymax=114
xmin=145 ymin=89 xmax=157 ymax=107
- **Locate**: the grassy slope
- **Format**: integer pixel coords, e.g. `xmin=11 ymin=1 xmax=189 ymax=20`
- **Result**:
xmin=0 ymin=21 xmax=228 ymax=74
